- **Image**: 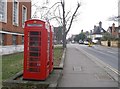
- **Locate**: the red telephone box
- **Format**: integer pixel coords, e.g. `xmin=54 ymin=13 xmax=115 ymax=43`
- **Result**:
xmin=49 ymin=25 xmax=54 ymax=73
xmin=23 ymin=19 xmax=50 ymax=80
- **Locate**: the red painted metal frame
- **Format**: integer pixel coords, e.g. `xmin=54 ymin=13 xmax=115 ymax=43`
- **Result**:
xmin=23 ymin=19 xmax=50 ymax=80
xmin=49 ymin=25 xmax=54 ymax=73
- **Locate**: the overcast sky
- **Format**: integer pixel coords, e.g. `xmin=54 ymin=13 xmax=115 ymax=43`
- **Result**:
xmin=32 ymin=0 xmax=118 ymax=37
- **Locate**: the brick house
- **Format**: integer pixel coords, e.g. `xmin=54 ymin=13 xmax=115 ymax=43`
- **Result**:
xmin=107 ymin=23 xmax=120 ymax=38
xmin=0 ymin=0 xmax=31 ymax=46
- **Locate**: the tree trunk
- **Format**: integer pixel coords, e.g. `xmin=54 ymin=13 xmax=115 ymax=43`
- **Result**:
xmin=62 ymin=0 xmax=67 ymax=49
xmin=61 ymin=0 xmax=80 ymax=49
xmin=63 ymin=29 xmax=66 ymax=48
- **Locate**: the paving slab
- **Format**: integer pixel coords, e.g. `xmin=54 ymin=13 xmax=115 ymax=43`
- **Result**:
xmin=57 ymin=45 xmax=118 ymax=87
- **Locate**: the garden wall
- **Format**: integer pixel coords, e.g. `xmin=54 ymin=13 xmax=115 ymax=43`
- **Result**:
xmin=101 ymin=41 xmax=120 ymax=47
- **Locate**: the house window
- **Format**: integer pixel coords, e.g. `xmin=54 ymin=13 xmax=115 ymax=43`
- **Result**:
xmin=2 ymin=33 xmax=5 ymax=45
xmin=22 ymin=36 xmax=24 ymax=44
xmin=13 ymin=0 xmax=19 ymax=26
xmin=101 ymin=29 xmax=103 ymax=33
xmin=0 ymin=33 xmax=5 ymax=46
xmin=13 ymin=35 xmax=17 ymax=45
xmin=0 ymin=0 xmax=7 ymax=22
xmin=22 ymin=6 xmax=27 ymax=27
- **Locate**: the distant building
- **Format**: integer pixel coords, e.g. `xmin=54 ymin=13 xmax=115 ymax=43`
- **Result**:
xmin=54 ymin=26 xmax=63 ymax=44
xmin=0 ymin=0 xmax=31 ymax=46
xmin=90 ymin=21 xmax=106 ymax=43
xmin=85 ymin=31 xmax=89 ymax=36
xmin=71 ymin=35 xmax=76 ymax=43
xmin=107 ymin=23 xmax=120 ymax=38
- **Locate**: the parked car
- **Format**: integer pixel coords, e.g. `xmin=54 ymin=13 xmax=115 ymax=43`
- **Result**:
xmin=78 ymin=40 xmax=84 ymax=44
xmin=84 ymin=41 xmax=89 ymax=45
xmin=71 ymin=40 xmax=75 ymax=44
xmin=92 ymin=39 xmax=98 ymax=44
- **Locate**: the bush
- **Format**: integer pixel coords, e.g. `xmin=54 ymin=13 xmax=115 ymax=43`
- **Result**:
xmin=101 ymin=32 xmax=120 ymax=41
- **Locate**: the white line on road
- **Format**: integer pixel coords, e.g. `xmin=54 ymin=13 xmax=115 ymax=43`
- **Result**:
xmin=107 ymin=51 xmax=118 ymax=54
xmin=87 ymin=46 xmax=118 ymax=59
xmin=75 ymin=46 xmax=119 ymax=81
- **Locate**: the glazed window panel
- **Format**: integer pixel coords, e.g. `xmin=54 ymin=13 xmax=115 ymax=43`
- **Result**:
xmin=12 ymin=35 xmax=17 ymax=45
xmin=13 ymin=0 xmax=18 ymax=25
xmin=22 ymin=6 xmax=27 ymax=27
xmin=0 ymin=0 xmax=7 ymax=22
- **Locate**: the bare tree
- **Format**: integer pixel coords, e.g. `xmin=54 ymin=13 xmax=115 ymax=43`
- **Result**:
xmin=108 ymin=0 xmax=120 ymax=24
xmin=61 ymin=0 xmax=80 ymax=48
xmin=108 ymin=16 xmax=120 ymax=21
xmin=32 ymin=0 xmax=81 ymax=48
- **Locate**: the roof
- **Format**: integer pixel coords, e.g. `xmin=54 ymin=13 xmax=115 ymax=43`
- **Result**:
xmin=92 ymin=26 xmax=106 ymax=34
xmin=108 ymin=26 xmax=120 ymax=33
xmin=107 ymin=27 xmax=112 ymax=33
xmin=115 ymin=26 xmax=120 ymax=30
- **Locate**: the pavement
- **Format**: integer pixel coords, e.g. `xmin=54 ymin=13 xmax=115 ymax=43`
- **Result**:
xmin=57 ymin=44 xmax=118 ymax=87
xmin=2 ymin=44 xmax=119 ymax=88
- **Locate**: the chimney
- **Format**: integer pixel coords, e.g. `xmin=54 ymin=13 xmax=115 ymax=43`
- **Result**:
xmin=90 ymin=30 xmax=92 ymax=34
xmin=99 ymin=21 xmax=102 ymax=28
xmin=94 ymin=25 xmax=96 ymax=32
xmin=81 ymin=29 xmax=83 ymax=33
xmin=112 ymin=23 xmax=115 ymax=32
xmin=94 ymin=25 xmax=96 ymax=29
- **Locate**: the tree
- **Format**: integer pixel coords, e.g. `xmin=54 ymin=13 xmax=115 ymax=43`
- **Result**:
xmin=101 ymin=32 xmax=113 ymax=41
xmin=108 ymin=16 xmax=120 ymax=22
xmin=73 ymin=32 xmax=86 ymax=43
xmin=108 ymin=0 xmax=120 ymax=23
xmin=61 ymin=0 xmax=80 ymax=48
xmin=32 ymin=0 xmax=81 ymax=49
xmin=79 ymin=33 xmax=86 ymax=41
xmin=74 ymin=35 xmax=79 ymax=42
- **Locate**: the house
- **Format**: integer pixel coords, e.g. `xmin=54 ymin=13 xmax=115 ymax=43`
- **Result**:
xmin=91 ymin=21 xmax=106 ymax=43
xmin=0 ymin=0 xmax=31 ymax=55
xmin=107 ymin=23 xmax=120 ymax=38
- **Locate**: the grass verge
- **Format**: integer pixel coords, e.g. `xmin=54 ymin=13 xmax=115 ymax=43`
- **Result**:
xmin=2 ymin=53 xmax=23 ymax=80
xmin=2 ymin=46 xmax=63 ymax=80
xmin=54 ymin=46 xmax=63 ymax=66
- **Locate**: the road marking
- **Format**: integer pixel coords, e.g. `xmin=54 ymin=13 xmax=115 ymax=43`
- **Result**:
xmin=107 ymin=51 xmax=118 ymax=54
xmin=87 ymin=46 xmax=118 ymax=59
xmin=75 ymin=46 xmax=120 ymax=79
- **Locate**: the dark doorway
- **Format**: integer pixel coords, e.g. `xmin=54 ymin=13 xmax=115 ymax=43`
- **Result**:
xmin=108 ymin=41 xmax=111 ymax=47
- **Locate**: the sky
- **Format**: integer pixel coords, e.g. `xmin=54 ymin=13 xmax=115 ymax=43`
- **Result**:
xmin=32 ymin=0 xmax=118 ymax=37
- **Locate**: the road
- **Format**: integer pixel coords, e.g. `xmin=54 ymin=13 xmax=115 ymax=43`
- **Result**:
xmin=71 ymin=43 xmax=118 ymax=73
xmin=58 ymin=44 xmax=118 ymax=87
